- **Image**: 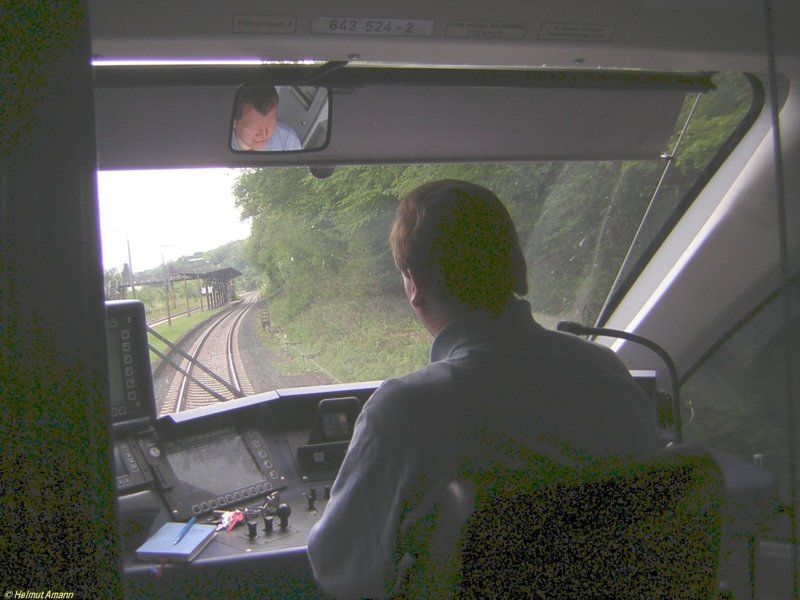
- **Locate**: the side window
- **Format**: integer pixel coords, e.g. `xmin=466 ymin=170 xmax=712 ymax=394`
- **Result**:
xmin=681 ymin=278 xmax=799 ymax=538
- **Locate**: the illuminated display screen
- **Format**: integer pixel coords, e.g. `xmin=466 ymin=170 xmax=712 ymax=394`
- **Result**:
xmin=322 ymin=411 xmax=350 ymax=439
xmin=165 ymin=434 xmax=265 ymax=497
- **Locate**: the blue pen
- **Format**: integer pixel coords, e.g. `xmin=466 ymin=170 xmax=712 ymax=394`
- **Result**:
xmin=173 ymin=516 xmax=196 ymax=545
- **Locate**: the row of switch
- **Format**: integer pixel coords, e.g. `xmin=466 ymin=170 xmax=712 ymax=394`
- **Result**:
xmin=242 ymin=485 xmax=331 ymax=540
xmin=302 ymin=485 xmax=332 ymax=511
xmin=246 ymin=503 xmax=292 ymax=538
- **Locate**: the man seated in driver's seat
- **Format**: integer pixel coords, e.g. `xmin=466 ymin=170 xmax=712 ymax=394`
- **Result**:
xmin=306 ymin=179 xmax=662 ymax=598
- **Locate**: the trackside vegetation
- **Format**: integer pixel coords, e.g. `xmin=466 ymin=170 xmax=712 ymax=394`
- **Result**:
xmin=231 ymin=73 xmax=755 ymax=384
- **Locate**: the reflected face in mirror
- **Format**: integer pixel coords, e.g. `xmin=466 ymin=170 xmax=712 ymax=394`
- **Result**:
xmin=234 ymin=103 xmax=278 ymax=151
xmin=231 ymin=85 xmax=302 ymax=152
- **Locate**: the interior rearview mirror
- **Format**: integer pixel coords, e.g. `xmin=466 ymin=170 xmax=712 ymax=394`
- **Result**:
xmin=230 ymin=84 xmax=329 ymax=153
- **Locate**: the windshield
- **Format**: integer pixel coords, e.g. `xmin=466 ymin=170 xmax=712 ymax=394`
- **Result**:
xmin=98 ymin=72 xmax=757 ymax=417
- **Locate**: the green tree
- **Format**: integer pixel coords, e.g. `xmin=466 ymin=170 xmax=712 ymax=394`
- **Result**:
xmin=229 ymin=72 xmax=756 ymax=374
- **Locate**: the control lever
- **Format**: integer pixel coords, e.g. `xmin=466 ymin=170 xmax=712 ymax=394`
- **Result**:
xmin=277 ymin=503 xmax=292 ymax=529
xmin=263 ymin=515 xmax=274 ymax=534
xmin=257 ymin=491 xmax=282 ymax=512
xmin=247 ymin=520 xmax=258 ymax=539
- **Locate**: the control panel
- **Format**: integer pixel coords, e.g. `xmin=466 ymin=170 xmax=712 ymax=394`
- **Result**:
xmin=138 ymin=425 xmax=288 ymax=520
xmin=105 ymin=300 xmax=156 ymax=432
xmin=113 ymin=383 xmax=375 ymax=578
xmin=296 ymin=396 xmax=360 ymax=481
xmin=113 ymin=438 xmax=153 ymax=492
xmin=208 ymin=483 xmax=334 ymax=555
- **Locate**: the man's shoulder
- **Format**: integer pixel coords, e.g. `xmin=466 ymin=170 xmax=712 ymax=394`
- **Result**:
xmin=533 ymin=326 xmax=630 ymax=372
xmin=366 ymin=363 xmax=461 ymax=414
xmin=276 ymin=121 xmax=297 ymax=135
xmin=379 ymin=362 xmax=460 ymax=396
xmin=275 ymin=122 xmax=301 ymax=148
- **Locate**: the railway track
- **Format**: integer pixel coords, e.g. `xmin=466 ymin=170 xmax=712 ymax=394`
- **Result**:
xmin=159 ymin=293 xmax=258 ymax=415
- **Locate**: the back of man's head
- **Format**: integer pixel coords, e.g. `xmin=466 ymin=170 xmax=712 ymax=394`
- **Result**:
xmin=390 ymin=180 xmax=528 ymax=315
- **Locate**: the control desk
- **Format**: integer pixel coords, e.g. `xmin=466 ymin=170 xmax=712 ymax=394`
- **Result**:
xmin=113 ymin=378 xmax=779 ymax=599
xmin=106 ymin=301 xmax=777 ymax=598
xmin=114 ymin=382 xmax=377 ymax=597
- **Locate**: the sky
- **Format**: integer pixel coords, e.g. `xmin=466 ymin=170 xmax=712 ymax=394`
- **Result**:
xmin=97 ymin=168 xmax=252 ymax=273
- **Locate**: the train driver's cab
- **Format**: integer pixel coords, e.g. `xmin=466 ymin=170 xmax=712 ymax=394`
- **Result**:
xmin=3 ymin=1 xmax=798 ymax=598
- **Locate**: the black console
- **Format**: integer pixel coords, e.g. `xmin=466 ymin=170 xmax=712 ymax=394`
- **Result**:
xmin=104 ymin=313 xmax=376 ymax=595
xmin=114 ymin=437 xmax=153 ymax=493
xmin=296 ymin=396 xmax=360 ymax=481
xmin=138 ymin=425 xmax=287 ymax=520
xmin=106 ymin=300 xmax=158 ymax=493
xmin=105 ymin=300 xmax=156 ymax=431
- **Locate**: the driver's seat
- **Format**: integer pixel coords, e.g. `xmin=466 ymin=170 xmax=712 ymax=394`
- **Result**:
xmin=400 ymin=443 xmax=724 ymax=599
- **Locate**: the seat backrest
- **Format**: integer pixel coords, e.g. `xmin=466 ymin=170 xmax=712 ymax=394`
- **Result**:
xmin=401 ymin=443 xmax=724 ymax=599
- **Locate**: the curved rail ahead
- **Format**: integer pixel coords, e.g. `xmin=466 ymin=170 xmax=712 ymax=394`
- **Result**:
xmin=161 ymin=293 xmax=259 ymax=414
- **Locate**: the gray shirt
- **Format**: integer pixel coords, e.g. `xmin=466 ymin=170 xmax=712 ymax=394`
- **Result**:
xmin=307 ymin=299 xmax=661 ymax=598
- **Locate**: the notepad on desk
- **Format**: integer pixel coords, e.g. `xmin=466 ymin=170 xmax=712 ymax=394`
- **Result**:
xmin=136 ymin=521 xmax=217 ymax=562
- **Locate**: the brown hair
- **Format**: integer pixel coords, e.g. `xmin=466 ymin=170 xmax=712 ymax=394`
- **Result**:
xmin=233 ymin=85 xmax=279 ymax=118
xmin=389 ymin=180 xmax=528 ymax=314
